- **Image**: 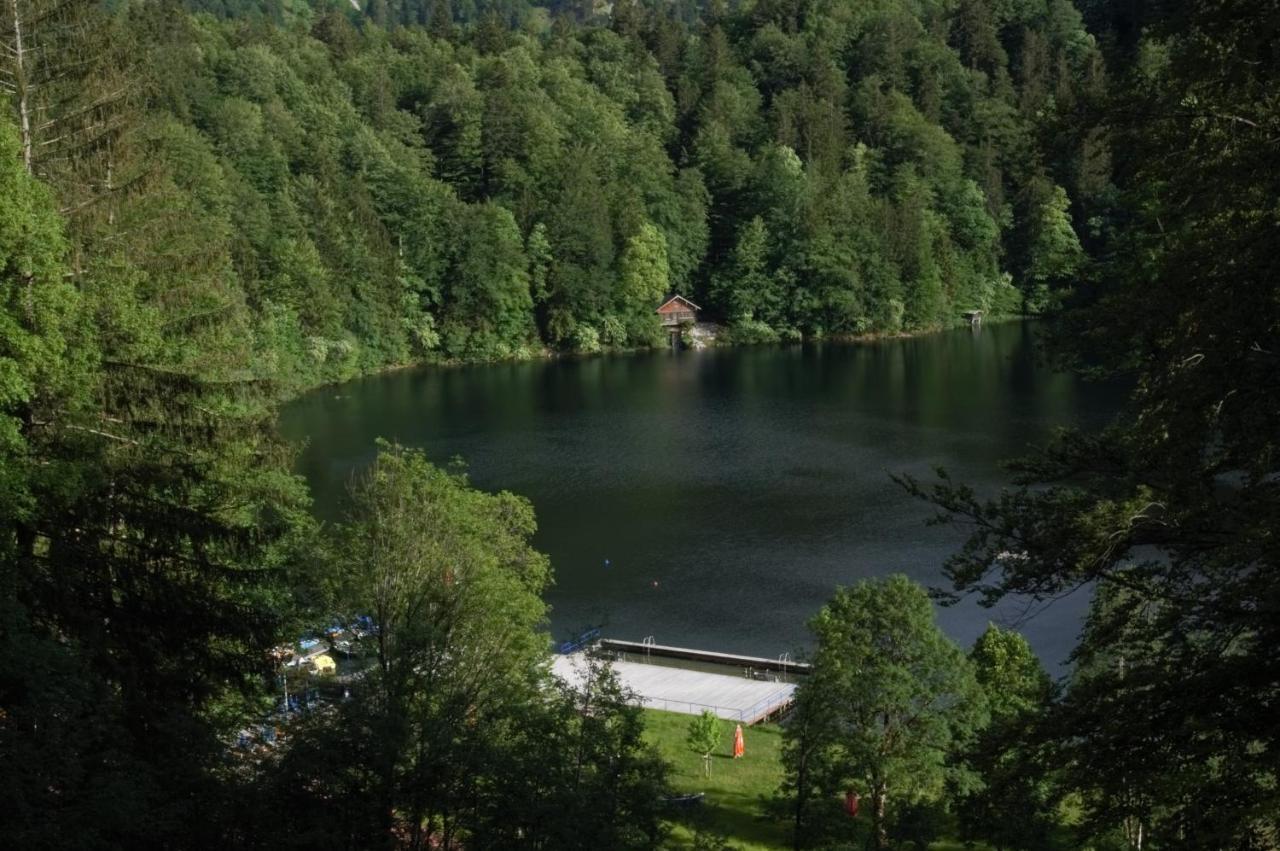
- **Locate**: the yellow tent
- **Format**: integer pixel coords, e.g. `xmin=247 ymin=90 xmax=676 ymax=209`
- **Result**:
xmin=312 ymin=654 xmax=337 ymax=675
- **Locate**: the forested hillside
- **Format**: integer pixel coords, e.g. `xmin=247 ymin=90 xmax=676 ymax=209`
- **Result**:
xmin=112 ymin=0 xmax=1101 ymax=385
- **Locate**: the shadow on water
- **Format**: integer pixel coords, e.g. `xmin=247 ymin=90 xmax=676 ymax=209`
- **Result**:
xmin=281 ymin=321 xmax=1126 ymax=672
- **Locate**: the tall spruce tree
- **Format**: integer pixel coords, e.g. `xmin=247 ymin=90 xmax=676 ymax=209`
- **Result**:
xmin=2 ymin=6 xmax=313 ymax=845
xmin=0 ymin=0 xmax=133 ymax=210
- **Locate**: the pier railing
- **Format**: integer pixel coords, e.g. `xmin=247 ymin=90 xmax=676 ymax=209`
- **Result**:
xmin=640 ymin=687 xmax=794 ymax=725
xmin=601 ymin=638 xmax=811 ymax=675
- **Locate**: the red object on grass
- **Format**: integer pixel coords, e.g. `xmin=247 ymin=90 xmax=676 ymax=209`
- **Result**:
xmin=844 ymin=791 xmax=860 ymax=817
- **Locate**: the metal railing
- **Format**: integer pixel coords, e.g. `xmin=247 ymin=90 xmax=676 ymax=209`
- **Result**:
xmin=638 ymin=687 xmax=794 ymax=724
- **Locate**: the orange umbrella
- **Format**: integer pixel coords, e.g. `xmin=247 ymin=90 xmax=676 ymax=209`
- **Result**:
xmin=733 ymin=724 xmax=745 ymax=758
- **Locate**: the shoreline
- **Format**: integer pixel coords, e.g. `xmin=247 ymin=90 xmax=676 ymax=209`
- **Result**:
xmin=286 ymin=313 xmax=1031 ymax=401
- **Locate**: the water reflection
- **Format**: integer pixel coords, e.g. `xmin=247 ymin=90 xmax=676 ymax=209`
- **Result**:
xmin=282 ymin=322 xmax=1124 ymax=672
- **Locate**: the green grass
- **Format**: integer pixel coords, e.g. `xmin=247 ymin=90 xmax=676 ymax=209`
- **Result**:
xmin=643 ymin=709 xmax=791 ymax=850
xmin=642 ymin=709 xmax=996 ymax=851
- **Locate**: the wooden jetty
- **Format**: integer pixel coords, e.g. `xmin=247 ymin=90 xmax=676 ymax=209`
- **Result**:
xmin=600 ymin=639 xmax=811 ymax=675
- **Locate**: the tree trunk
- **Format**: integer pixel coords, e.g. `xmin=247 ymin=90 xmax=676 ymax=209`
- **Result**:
xmin=8 ymin=0 xmax=34 ymax=173
xmin=790 ymin=736 xmax=811 ymax=849
xmin=872 ymin=783 xmax=889 ymax=851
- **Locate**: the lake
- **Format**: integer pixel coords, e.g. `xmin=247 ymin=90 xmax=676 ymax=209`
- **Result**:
xmin=281 ymin=321 xmax=1125 ymax=673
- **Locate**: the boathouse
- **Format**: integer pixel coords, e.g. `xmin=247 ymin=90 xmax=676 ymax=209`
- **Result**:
xmin=657 ymin=295 xmax=700 ymax=327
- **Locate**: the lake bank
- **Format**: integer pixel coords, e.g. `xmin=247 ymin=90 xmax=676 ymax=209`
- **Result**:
xmin=286 ymin=314 xmax=1025 ymax=397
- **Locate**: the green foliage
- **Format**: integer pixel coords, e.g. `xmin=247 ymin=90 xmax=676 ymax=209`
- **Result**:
xmin=570 ymin=323 xmax=602 ymax=353
xmin=960 ymin=624 xmax=1060 ymax=849
xmin=618 ymin=222 xmax=671 ymax=344
xmin=0 ymin=118 xmax=74 ymax=516
xmin=52 ymin=0 xmax=1108 ymax=382
xmin=714 ymin=216 xmax=778 ymax=325
xmin=722 ymin=318 xmax=781 ymax=345
xmin=690 ymin=828 xmax=741 ymax=851
xmin=255 ymin=475 xmax=668 ymax=848
xmin=901 ymin=2 xmax=1280 ymax=845
xmin=644 ymin=709 xmax=791 ymax=850
xmin=782 ymin=576 xmax=987 ymax=850
xmin=483 ymin=657 xmax=669 ymax=849
xmin=1 ymin=74 xmax=314 ymax=851
xmin=0 ymin=1 xmax=1138 ymax=847
xmin=971 ymin=622 xmax=1053 ymax=719
xmin=887 ymin=799 xmax=948 ymax=850
xmin=687 ymin=708 xmax=723 ymax=775
xmin=443 ymin=202 xmax=536 ymax=358
xmin=1022 ymin=178 xmax=1084 ymax=312
xmin=342 ymin=442 xmax=550 ymax=691
xmin=327 ymin=443 xmax=552 ymax=841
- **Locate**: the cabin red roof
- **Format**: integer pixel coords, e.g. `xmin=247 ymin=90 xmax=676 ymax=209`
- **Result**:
xmin=656 ymin=295 xmax=701 ymax=314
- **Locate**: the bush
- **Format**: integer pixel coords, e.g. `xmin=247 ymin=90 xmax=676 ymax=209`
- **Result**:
xmin=991 ymin=273 xmax=1023 ymax=316
xmin=724 ymin=319 xmax=779 ymax=344
xmin=571 ymin=324 xmax=601 ymax=353
xmin=599 ymin=315 xmax=627 ymax=346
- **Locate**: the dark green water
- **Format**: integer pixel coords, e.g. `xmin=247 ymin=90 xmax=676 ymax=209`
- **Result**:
xmin=282 ymin=322 xmax=1124 ymax=672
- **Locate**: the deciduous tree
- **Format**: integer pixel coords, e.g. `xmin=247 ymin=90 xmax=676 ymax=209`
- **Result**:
xmin=782 ymin=576 xmax=987 ymax=850
xmin=687 ymin=709 xmax=723 ymax=776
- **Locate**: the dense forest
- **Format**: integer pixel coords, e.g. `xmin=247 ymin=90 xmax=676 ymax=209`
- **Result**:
xmin=2 ymin=0 xmax=1277 ymax=848
xmin=34 ymin=0 xmax=1103 ymax=386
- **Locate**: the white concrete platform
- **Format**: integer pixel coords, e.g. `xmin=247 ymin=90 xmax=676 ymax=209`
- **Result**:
xmin=551 ymin=653 xmax=795 ymax=724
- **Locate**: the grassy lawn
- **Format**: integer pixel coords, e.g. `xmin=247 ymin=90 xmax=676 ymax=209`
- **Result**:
xmin=643 ymin=709 xmax=791 ymax=850
xmin=642 ymin=709 xmax=993 ymax=851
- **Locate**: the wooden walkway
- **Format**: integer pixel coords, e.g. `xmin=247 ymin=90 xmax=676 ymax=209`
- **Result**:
xmin=551 ymin=653 xmax=795 ymax=724
xmin=601 ymin=639 xmax=810 ymax=674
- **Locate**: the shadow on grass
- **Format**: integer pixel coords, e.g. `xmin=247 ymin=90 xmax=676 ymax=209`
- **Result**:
xmin=668 ymin=792 xmax=790 ymax=850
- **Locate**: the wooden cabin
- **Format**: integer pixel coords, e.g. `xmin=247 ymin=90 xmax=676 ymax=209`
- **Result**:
xmin=657 ymin=295 xmax=701 ymax=327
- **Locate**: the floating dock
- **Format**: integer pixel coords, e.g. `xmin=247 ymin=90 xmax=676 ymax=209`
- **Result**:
xmin=600 ymin=639 xmax=811 ymax=675
xmin=551 ymin=650 xmax=797 ymax=724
